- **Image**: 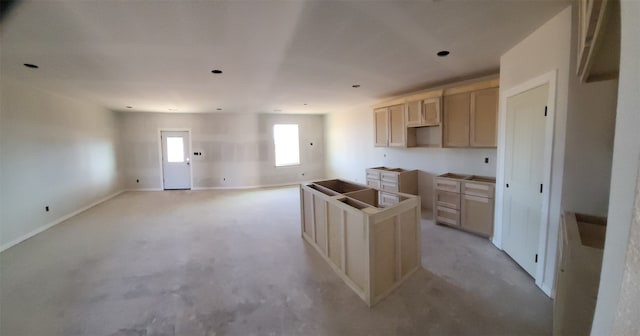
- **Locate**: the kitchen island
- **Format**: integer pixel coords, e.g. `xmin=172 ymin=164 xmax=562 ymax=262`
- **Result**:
xmin=300 ymin=179 xmax=421 ymax=306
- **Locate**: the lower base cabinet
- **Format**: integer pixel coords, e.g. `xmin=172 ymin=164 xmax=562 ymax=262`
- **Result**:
xmin=300 ymin=179 xmax=421 ymax=307
xmin=553 ymin=212 xmax=606 ymax=336
xmin=434 ymin=173 xmax=495 ymax=238
xmin=461 ymin=194 xmax=494 ymax=236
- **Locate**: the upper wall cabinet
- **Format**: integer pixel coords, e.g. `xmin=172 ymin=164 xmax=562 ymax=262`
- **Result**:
xmin=374 ymin=108 xmax=389 ymax=147
xmin=388 ymin=104 xmax=407 ymax=147
xmin=470 ymin=87 xmax=499 ymax=147
xmin=374 ymin=104 xmax=408 ymax=147
xmin=442 ymin=81 xmax=499 ymax=148
xmin=373 ymin=78 xmax=498 ymax=149
xmin=442 ymin=93 xmax=471 ymax=147
xmin=406 ymin=97 xmax=441 ymax=127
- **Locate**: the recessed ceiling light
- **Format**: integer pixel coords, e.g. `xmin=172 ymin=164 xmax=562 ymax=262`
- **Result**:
xmin=437 ymin=50 xmax=450 ymax=57
xmin=168 ymin=108 xmax=177 ymax=112
xmin=24 ymin=63 xmax=39 ymax=69
xmin=126 ymin=106 xmax=133 ymax=109
xmin=211 ymin=69 xmax=223 ymax=74
xmin=352 ymin=84 xmax=360 ymax=88
xmin=216 ymin=108 xmax=222 ymax=111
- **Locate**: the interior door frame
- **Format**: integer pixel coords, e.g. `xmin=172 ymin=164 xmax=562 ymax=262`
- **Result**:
xmin=158 ymin=128 xmax=193 ymax=190
xmin=493 ymin=70 xmax=557 ymax=296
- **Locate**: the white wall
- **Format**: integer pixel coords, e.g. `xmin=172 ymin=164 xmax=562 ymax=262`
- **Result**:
xmin=592 ymin=0 xmax=640 ymax=334
xmin=325 ymin=102 xmax=496 ymax=211
xmin=497 ymin=6 xmax=572 ymax=295
xmin=0 ymin=80 xmax=121 ymax=250
xmin=118 ymin=112 xmax=325 ymax=190
xmin=563 ymin=3 xmax=618 ymax=217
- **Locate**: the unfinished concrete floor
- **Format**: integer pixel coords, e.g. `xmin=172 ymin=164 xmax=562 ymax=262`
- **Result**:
xmin=0 ymin=186 xmax=552 ymax=335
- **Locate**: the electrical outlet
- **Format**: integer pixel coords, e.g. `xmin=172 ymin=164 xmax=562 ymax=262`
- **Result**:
xmin=301 ymin=172 xmax=305 ymax=177
xmin=136 ymin=179 xmax=140 ymax=183
xmin=45 ymin=206 xmax=49 ymax=212
xmin=484 ymin=157 xmax=489 ymax=164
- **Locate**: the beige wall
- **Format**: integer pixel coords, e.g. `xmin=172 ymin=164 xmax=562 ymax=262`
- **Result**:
xmin=593 ymin=0 xmax=640 ymax=333
xmin=118 ymin=112 xmax=325 ymax=190
xmin=325 ymin=102 xmax=497 ymax=211
xmin=0 ymin=80 xmax=122 ymax=250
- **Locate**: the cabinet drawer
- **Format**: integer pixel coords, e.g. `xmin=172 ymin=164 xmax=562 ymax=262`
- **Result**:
xmin=366 ymin=169 xmax=381 ymax=180
xmin=380 ymin=192 xmax=400 ymax=207
xmin=436 ymin=206 xmax=460 ymax=227
xmin=380 ymin=172 xmax=399 ymax=183
xmin=435 ymin=178 xmax=461 ymax=193
xmin=435 ymin=190 xmax=460 ymax=209
xmin=463 ymin=182 xmax=494 ymax=198
xmin=381 ymin=182 xmax=399 ymax=192
xmin=367 ymin=179 xmax=381 ymax=189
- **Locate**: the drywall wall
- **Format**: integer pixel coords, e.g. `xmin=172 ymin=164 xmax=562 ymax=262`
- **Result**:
xmin=592 ymin=0 xmax=640 ymax=333
xmin=118 ymin=112 xmax=325 ymax=189
xmin=0 ymin=80 xmax=121 ymax=250
xmin=497 ymin=6 xmax=571 ymax=294
xmin=325 ymin=103 xmax=497 ymax=211
xmin=562 ymin=77 xmax=617 ymax=216
xmin=562 ymin=3 xmax=618 ymax=218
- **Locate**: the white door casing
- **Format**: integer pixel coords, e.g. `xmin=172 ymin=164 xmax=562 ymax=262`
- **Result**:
xmin=161 ymin=130 xmax=191 ymax=190
xmin=502 ymin=83 xmax=549 ymax=277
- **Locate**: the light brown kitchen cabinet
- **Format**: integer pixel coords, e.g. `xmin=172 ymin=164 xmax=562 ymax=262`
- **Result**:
xmin=372 ymin=78 xmax=497 ymax=148
xmin=461 ymin=193 xmax=494 ymax=237
xmin=442 ymin=93 xmax=471 ymax=147
xmin=366 ymin=167 xmax=418 ymax=207
xmin=434 ymin=173 xmax=495 ymax=238
xmin=406 ymin=97 xmax=441 ymax=127
xmin=470 ymin=88 xmax=499 ymax=147
xmin=388 ymin=104 xmax=406 ymax=147
xmin=374 ymin=108 xmax=389 ymax=147
xmin=373 ymin=104 xmax=407 ymax=147
xmin=442 ymin=81 xmax=499 ymax=148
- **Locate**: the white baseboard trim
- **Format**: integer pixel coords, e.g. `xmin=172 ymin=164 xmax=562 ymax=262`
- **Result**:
xmin=0 ymin=190 xmax=125 ymax=253
xmin=192 ymin=182 xmax=302 ymax=191
xmin=540 ymin=281 xmax=554 ymax=298
xmin=124 ymin=188 xmax=163 ymax=192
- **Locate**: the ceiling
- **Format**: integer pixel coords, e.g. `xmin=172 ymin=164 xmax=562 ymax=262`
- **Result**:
xmin=1 ymin=0 xmax=569 ymax=114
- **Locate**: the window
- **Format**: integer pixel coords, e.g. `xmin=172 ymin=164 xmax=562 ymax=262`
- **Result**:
xmin=166 ymin=137 xmax=184 ymax=162
xmin=273 ymin=124 xmax=300 ymax=166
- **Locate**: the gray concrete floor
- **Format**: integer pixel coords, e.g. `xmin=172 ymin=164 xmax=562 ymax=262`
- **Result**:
xmin=0 ymin=186 xmax=552 ymax=335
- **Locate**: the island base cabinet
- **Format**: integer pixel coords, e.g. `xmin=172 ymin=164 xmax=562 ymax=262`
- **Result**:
xmin=300 ymin=180 xmax=421 ymax=307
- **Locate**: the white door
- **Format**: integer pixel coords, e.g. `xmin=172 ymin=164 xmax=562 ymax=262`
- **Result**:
xmin=502 ymin=84 xmax=548 ymax=277
xmin=161 ymin=130 xmax=191 ymax=190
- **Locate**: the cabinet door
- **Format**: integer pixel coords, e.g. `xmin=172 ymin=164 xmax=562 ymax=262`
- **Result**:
xmin=388 ymin=104 xmax=406 ymax=147
xmin=470 ymin=87 xmax=498 ymax=147
xmin=422 ymin=97 xmax=441 ymax=126
xmin=374 ymin=108 xmax=389 ymax=147
xmin=442 ymin=93 xmax=470 ymax=147
xmin=406 ymin=100 xmax=422 ymax=127
xmin=461 ymin=194 xmax=494 ymax=237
